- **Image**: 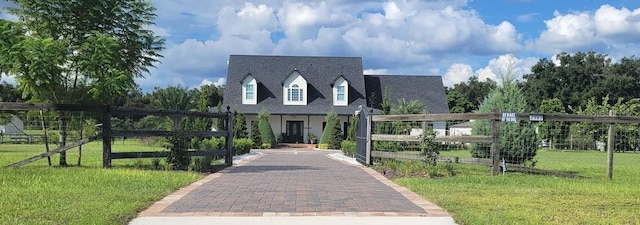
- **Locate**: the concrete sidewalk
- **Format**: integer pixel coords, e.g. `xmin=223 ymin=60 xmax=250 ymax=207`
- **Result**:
xmin=129 ymin=149 xmax=457 ymax=225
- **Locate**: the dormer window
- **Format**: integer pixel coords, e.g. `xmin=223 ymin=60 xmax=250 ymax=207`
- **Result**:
xmin=331 ymin=76 xmax=349 ymax=106
xmin=336 ymin=86 xmax=345 ymax=101
xmin=245 ymin=83 xmax=254 ymax=100
xmin=288 ymin=84 xmax=303 ymax=102
xmin=282 ymin=70 xmax=307 ymax=105
xmin=242 ymin=74 xmax=257 ymax=105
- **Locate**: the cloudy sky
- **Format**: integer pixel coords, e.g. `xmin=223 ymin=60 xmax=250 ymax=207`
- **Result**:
xmin=2 ymin=0 xmax=640 ymax=92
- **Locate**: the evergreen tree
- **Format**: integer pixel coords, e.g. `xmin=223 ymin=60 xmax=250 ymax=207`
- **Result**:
xmin=471 ymin=67 xmax=538 ymax=164
xmin=232 ymin=110 xmax=248 ymax=139
xmin=258 ymin=109 xmax=276 ymax=147
xmin=320 ymin=110 xmax=343 ymax=149
xmin=347 ymin=114 xmax=358 ymax=141
xmin=250 ymin=120 xmax=261 ymax=148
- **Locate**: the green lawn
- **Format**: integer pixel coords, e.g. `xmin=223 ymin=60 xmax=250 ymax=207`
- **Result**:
xmin=393 ymin=149 xmax=640 ymax=225
xmin=0 ymin=139 xmax=203 ymax=225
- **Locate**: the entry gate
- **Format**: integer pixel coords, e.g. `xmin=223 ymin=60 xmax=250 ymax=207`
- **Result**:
xmin=355 ymin=106 xmax=371 ymax=165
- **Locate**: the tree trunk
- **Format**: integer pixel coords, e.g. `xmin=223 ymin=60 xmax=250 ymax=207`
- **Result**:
xmin=59 ymin=113 xmax=68 ymax=166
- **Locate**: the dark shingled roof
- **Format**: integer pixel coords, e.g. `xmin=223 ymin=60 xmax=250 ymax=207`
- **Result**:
xmin=364 ymin=75 xmax=450 ymax=114
xmin=223 ymin=55 xmax=367 ymax=115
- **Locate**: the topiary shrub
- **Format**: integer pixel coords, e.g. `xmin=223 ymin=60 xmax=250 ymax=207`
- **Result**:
xmin=341 ymin=140 xmax=356 ymax=157
xmin=233 ymin=138 xmax=253 ymax=155
xmin=233 ymin=110 xmax=248 ymax=139
xmin=258 ymin=109 xmax=276 ymax=147
xmin=250 ymin=120 xmax=261 ymax=148
xmin=320 ymin=110 xmax=343 ymax=149
xmin=199 ymin=137 xmax=225 ymax=150
xmin=318 ymin=143 xmax=329 ymax=149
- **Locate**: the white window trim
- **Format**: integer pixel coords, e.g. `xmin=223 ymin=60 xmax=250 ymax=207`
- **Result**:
xmin=242 ymin=76 xmax=257 ymax=105
xmin=283 ymin=71 xmax=307 ymax=106
xmin=333 ymin=78 xmax=348 ymax=106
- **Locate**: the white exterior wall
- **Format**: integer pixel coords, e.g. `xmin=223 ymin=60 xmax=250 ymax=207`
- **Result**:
xmin=449 ymin=127 xmax=472 ymax=136
xmin=0 ymin=115 xmax=24 ymax=135
xmin=244 ymin=114 xmax=352 ymax=142
xmin=408 ymin=121 xmax=447 ymax=137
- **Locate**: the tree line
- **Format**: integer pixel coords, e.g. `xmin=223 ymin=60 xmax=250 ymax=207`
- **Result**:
xmin=447 ymin=51 xmax=640 ymax=115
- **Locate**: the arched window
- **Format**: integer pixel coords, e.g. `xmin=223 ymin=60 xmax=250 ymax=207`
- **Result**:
xmin=288 ymin=84 xmax=303 ymax=102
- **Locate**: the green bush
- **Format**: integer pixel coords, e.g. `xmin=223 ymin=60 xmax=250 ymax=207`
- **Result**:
xmin=260 ymin=143 xmax=271 ymax=149
xmin=200 ymin=137 xmax=225 ymax=150
xmin=320 ymin=110 xmax=343 ymax=149
xmin=341 ymin=140 xmax=356 ymax=157
xmin=258 ymin=109 xmax=276 ymax=147
xmin=250 ymin=120 xmax=261 ymax=148
xmin=233 ymin=138 xmax=253 ymax=155
xmin=347 ymin=115 xmax=358 ymax=141
xmin=233 ymin=110 xmax=248 ymax=139
xmin=471 ymin=72 xmax=538 ymax=164
xmin=189 ymin=155 xmax=214 ymax=172
xmin=166 ymin=131 xmax=191 ymax=171
xmin=318 ymin=143 xmax=329 ymax=149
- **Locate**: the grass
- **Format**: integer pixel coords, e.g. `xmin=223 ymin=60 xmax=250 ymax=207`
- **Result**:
xmin=0 ymin=139 xmax=203 ymax=225
xmin=390 ymin=149 xmax=640 ymax=225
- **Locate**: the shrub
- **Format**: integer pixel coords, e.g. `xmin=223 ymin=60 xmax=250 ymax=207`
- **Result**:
xmin=151 ymin=158 xmax=161 ymax=170
xmin=250 ymin=120 xmax=261 ymax=148
xmin=258 ymin=109 xmax=276 ymax=147
xmin=341 ymin=140 xmax=356 ymax=157
xmin=260 ymin=143 xmax=271 ymax=149
xmin=320 ymin=110 xmax=343 ymax=149
xmin=347 ymin=114 xmax=358 ymax=141
xmin=318 ymin=143 xmax=329 ymax=149
xmin=233 ymin=138 xmax=253 ymax=155
xmin=189 ymin=155 xmax=214 ymax=172
xmin=471 ymin=71 xmax=538 ymax=164
xmin=199 ymin=137 xmax=225 ymax=150
xmin=166 ymin=131 xmax=191 ymax=170
xmin=233 ymin=110 xmax=248 ymax=139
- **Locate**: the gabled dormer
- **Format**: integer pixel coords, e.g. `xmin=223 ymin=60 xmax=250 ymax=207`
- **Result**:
xmin=240 ymin=73 xmax=257 ymax=105
xmin=330 ymin=75 xmax=349 ymax=106
xmin=281 ymin=68 xmax=307 ymax=105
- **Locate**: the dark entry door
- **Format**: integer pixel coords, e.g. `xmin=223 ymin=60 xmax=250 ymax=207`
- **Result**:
xmin=286 ymin=121 xmax=304 ymax=143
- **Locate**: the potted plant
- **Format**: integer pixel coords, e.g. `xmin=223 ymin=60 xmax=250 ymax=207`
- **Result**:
xmin=308 ymin=133 xmax=318 ymax=144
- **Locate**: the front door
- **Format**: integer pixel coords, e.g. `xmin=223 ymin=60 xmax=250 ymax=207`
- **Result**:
xmin=286 ymin=121 xmax=304 ymax=143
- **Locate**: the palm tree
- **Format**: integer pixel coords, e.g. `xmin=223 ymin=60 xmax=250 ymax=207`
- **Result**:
xmin=147 ymin=85 xmax=196 ymax=130
xmin=391 ymin=98 xmax=425 ymax=115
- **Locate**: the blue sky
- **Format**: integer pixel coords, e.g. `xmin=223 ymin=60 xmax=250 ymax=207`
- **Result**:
xmin=2 ymin=0 xmax=640 ymax=92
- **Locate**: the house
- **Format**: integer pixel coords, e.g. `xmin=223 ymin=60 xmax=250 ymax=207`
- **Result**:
xmin=0 ymin=114 xmax=25 ymax=135
xmin=449 ymin=121 xmax=473 ymax=136
xmin=221 ymin=55 xmax=449 ymax=143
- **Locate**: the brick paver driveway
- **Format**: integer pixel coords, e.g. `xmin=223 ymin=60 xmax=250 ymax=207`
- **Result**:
xmin=138 ymin=149 xmax=450 ymax=217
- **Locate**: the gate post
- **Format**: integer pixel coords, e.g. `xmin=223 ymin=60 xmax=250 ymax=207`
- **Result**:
xmin=365 ymin=113 xmax=372 ymax=165
xmin=491 ymin=108 xmax=500 ymax=175
xmin=607 ymin=110 xmax=615 ymax=180
xmin=225 ymin=106 xmax=234 ymax=166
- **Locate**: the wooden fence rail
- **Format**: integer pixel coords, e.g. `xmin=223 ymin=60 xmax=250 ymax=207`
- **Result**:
xmin=1 ymin=102 xmax=234 ymax=168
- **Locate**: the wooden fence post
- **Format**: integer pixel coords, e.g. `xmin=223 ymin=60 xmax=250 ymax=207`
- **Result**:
xmin=102 ymin=106 xmax=112 ymax=168
xmin=491 ymin=108 xmax=501 ymax=176
xmin=225 ymin=106 xmax=234 ymax=166
xmin=607 ymin=110 xmax=615 ymax=180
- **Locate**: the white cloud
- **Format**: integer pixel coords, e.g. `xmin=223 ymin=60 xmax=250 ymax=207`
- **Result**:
xmin=363 ymin=69 xmax=389 ymax=75
xmin=444 ymin=63 xmax=473 ymax=87
xmin=533 ymin=10 xmax=603 ymax=53
xmin=217 ymin=3 xmax=277 ymax=37
xmin=594 ymin=4 xmax=640 ymax=43
xmin=147 ymin=25 xmax=170 ymax=37
xmin=1 ymin=73 xmax=16 ymax=85
xmin=474 ymin=54 xmax=538 ymax=82
xmin=199 ymin=78 xmax=226 ymax=87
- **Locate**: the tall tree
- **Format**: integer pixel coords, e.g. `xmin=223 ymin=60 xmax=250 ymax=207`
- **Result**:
xmin=446 ymin=76 xmax=497 ymax=113
xmin=472 ymin=68 xmax=538 ymax=164
xmin=1 ymin=1 xmax=164 ymax=165
xmin=523 ymin=51 xmax=611 ymax=111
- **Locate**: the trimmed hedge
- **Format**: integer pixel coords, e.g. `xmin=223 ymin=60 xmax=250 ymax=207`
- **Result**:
xmin=341 ymin=140 xmax=356 ymax=157
xmin=233 ymin=138 xmax=253 ymax=155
